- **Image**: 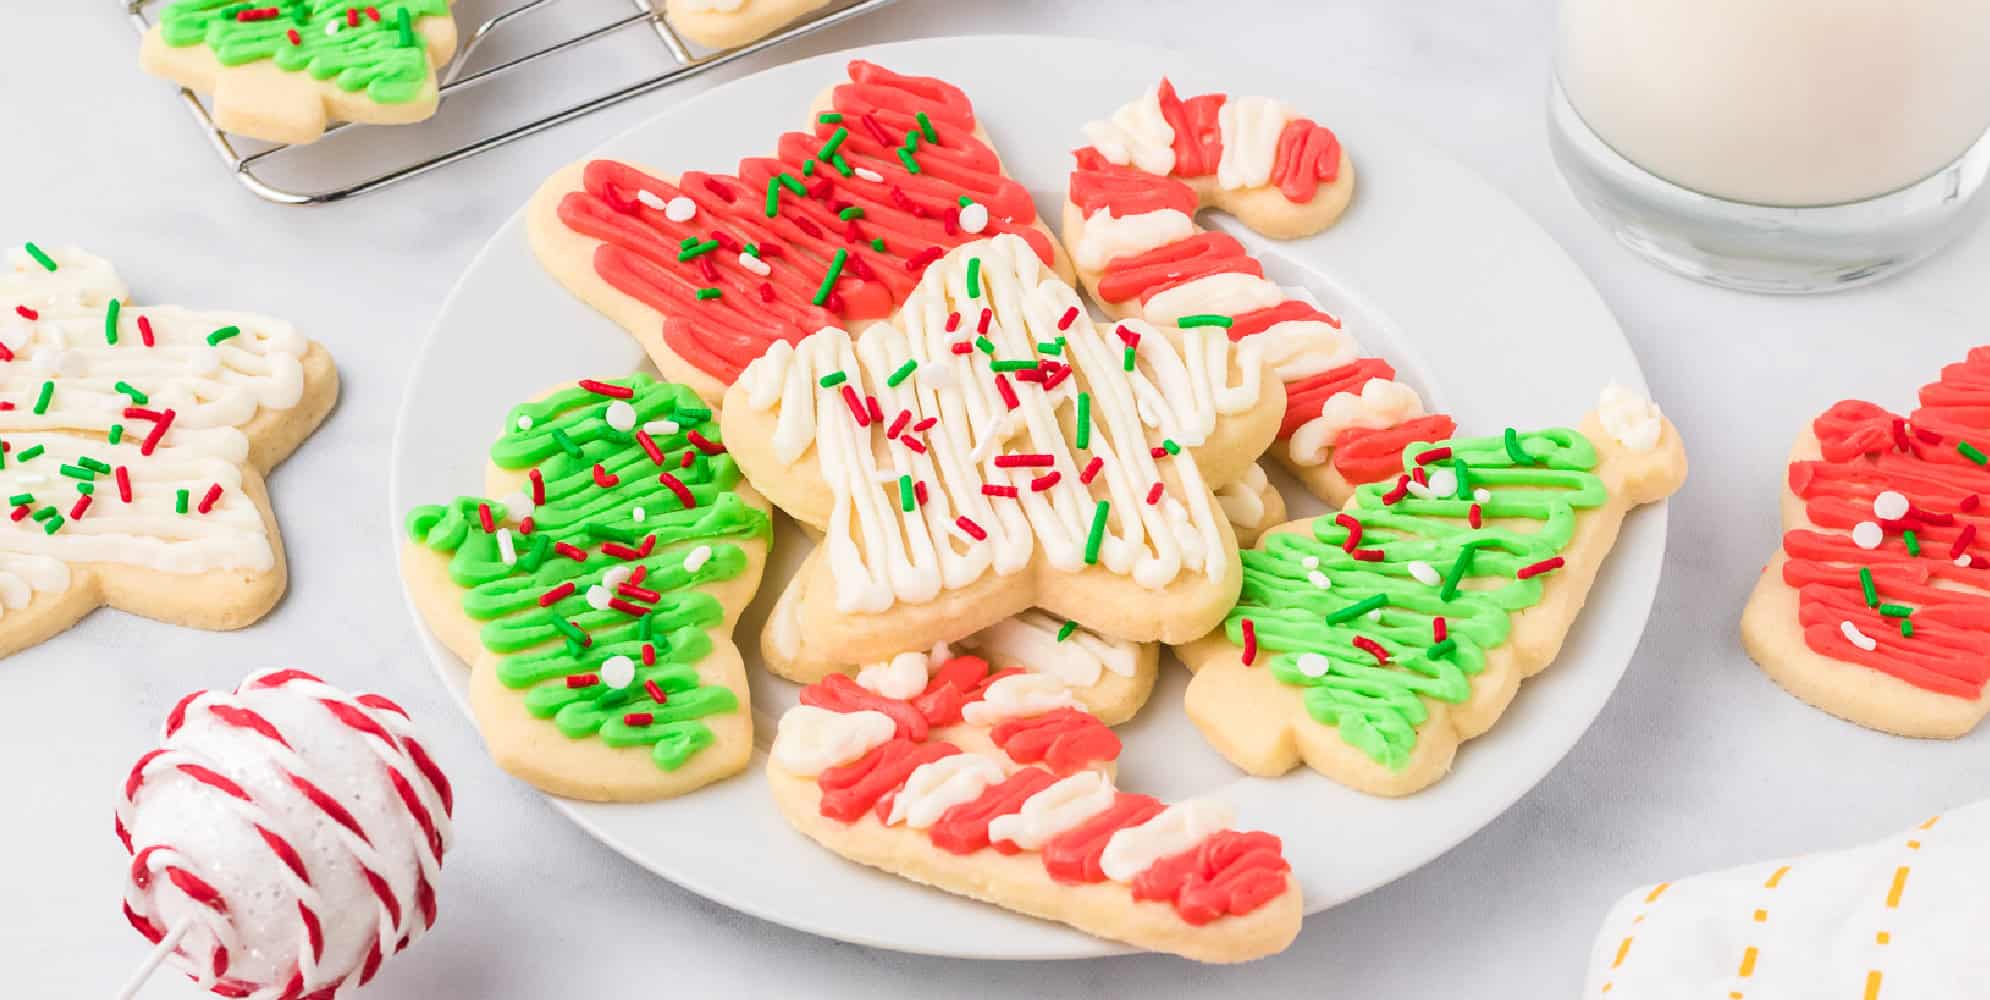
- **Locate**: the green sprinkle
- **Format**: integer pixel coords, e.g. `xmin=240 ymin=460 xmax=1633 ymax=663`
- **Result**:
xmin=77 ymin=456 xmax=110 ymax=474
xmin=1440 ymin=544 xmax=1480 ymax=601
xmin=678 ymin=239 xmax=719 ymax=261
xmin=1960 ymin=441 xmax=1987 ymax=465
xmin=838 ymin=205 xmax=864 ymax=222
xmin=548 ymin=614 xmax=588 ymax=644
xmin=1859 ymin=566 xmax=1878 ymax=607
xmin=175 ymin=489 xmax=189 ymax=514
xmin=818 ymin=371 xmax=848 ymax=388
xmin=396 ymin=6 xmax=413 ymax=45
xmin=965 ymin=257 xmax=982 ymax=298
xmin=813 ymin=249 xmax=849 ymax=306
xmin=870 ymin=237 xmax=887 ymax=253
xmin=916 ymin=111 xmax=937 ymax=143
xmin=107 ymin=424 xmax=123 ymax=445
xmin=818 ymin=112 xmax=843 ymax=124
xmin=206 ymin=325 xmax=240 ymax=346
xmin=1175 ymin=314 xmax=1233 ymax=329
xmin=550 ymin=427 xmax=582 ymax=458
xmin=676 ymin=406 xmax=713 ymax=422
xmin=30 ymin=506 xmax=55 ymax=522
xmin=743 ymin=243 xmax=761 ymax=258
xmin=903 ymin=129 xmax=920 ymax=151
xmin=777 ymin=173 xmax=806 ymax=195
xmin=886 ymin=360 xmax=917 ymax=387
xmin=696 ymin=287 xmax=722 ymax=301
xmin=1902 ymin=619 xmax=1915 ymax=638
xmin=104 ymin=298 xmax=120 ymax=345
xmin=1076 ymin=392 xmax=1092 ymax=448
xmin=974 ymin=336 xmax=995 ymax=355
xmin=1162 ymin=439 xmax=1181 ymax=456
xmin=1503 ymin=427 xmax=1532 ymax=465
xmin=990 ymin=359 xmax=1037 ymax=372
xmin=1055 ymin=620 xmax=1077 ymax=642
xmin=765 ymin=177 xmax=783 ymax=218
xmin=41 ymin=513 xmax=62 ymax=535
xmin=832 ymin=153 xmax=853 ymax=177
xmin=1122 ymin=346 xmax=1136 ymax=371
xmin=1325 ymin=593 xmax=1388 ymax=625
xmin=899 ymin=474 xmax=916 ymax=512
xmin=1903 ymin=529 xmax=1921 ymax=557
xmin=1037 ymin=340 xmax=1062 ymax=355
xmin=32 ymin=381 xmax=52 ymax=415
xmin=681 ymin=235 xmax=699 ymax=249
xmin=75 ymin=482 xmax=93 ymax=496
xmin=6 ymin=493 xmax=29 ymax=506
xmin=817 ymin=126 xmax=849 ymax=161
xmin=23 ymin=242 xmax=56 ymax=271
xmin=17 ymin=444 xmax=43 ymax=462
xmin=1427 ymin=637 xmax=1459 ymax=660
xmin=897 ymin=148 xmax=921 ymax=174
xmin=802 ymin=158 xmax=817 ymax=176
xmin=958 ymin=195 xmax=973 ymax=208
xmin=1084 ymin=500 xmax=1110 ymax=565
xmin=114 ymin=381 xmax=147 ymax=404
xmin=1878 ymin=603 xmax=1914 ymax=618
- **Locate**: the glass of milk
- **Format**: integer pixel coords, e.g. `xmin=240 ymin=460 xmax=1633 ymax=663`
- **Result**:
xmin=1551 ymin=0 xmax=1990 ymax=292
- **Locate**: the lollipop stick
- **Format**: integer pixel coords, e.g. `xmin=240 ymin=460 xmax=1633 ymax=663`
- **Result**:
xmin=116 ymin=919 xmax=189 ymax=1000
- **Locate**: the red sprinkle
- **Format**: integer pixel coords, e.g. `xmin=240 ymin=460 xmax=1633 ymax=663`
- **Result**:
xmin=1352 ymin=635 xmax=1390 ymax=664
xmin=687 ymin=429 xmax=725 ymax=455
xmin=644 ymin=678 xmax=668 ymax=703
xmin=841 ymin=383 xmax=869 ymax=425
xmin=1115 ymin=324 xmax=1140 ymax=348
xmin=1468 ymin=503 xmax=1483 ymax=529
xmin=634 ymin=429 xmax=664 ymax=465
xmin=70 ymin=494 xmax=91 ymax=519
xmin=608 ymin=598 xmax=650 ymax=617
xmin=1080 ymin=456 xmax=1103 ymax=484
xmin=1150 ymin=445 xmax=1169 ymax=459
xmin=0 ymin=341 xmax=11 ymax=362
xmin=529 ymin=468 xmax=546 ymax=505
xmin=945 ymin=311 xmax=962 ymax=333
xmin=758 ymin=282 xmax=776 ymax=303
xmin=517 ymin=516 xmax=534 ymax=535
xmin=592 ymin=464 xmax=619 ymax=488
xmin=995 ymin=453 xmax=1054 ymax=468
xmin=907 ymin=246 xmax=945 ymax=272
xmin=901 ymin=435 xmax=927 ymax=453
xmin=1433 ymin=617 xmax=1448 ymax=642
xmin=196 ymin=483 xmax=223 ymax=514
xmin=1951 ymin=523 xmax=1977 ymax=560
xmin=704 ymin=177 xmax=735 ymax=202
xmin=658 ymin=471 xmax=695 ymax=509
xmin=913 ymin=417 xmax=938 ymax=432
xmin=641 ymin=644 xmax=658 ymax=668
xmin=539 ymin=582 xmax=576 ymax=607
xmin=915 ymin=479 xmax=930 ymax=504
xmin=977 ymin=308 xmax=993 ymax=336
xmin=115 ymin=466 xmax=132 ymax=503
xmin=1241 ymin=618 xmax=1258 ymax=665
xmin=600 ymin=541 xmax=644 ymax=560
xmin=1381 ymin=475 xmax=1411 ymax=505
xmin=982 ymin=484 xmax=1019 ymax=498
xmin=1517 ymin=556 xmax=1565 ymax=580
xmin=7 ymin=505 xmax=25 ymax=522
xmin=1415 ymin=446 xmax=1452 ymax=464
xmin=1057 ymin=306 xmax=1078 ymax=331
xmin=137 ymin=315 xmax=155 ymax=346
xmin=12 ymin=306 xmax=34 ymax=320
xmin=1031 ymin=471 xmax=1061 ymax=492
xmin=956 ymin=516 xmax=987 ymax=540
xmin=680 ymin=449 xmax=695 ymax=468
xmin=1890 ymin=418 xmax=1913 ymax=453
xmin=140 ymin=408 xmax=176 ymax=456
xmin=1351 ymin=548 xmax=1385 ymax=562
xmin=476 ymin=503 xmax=495 ymax=533
xmin=950 ymin=340 xmax=973 ymax=355
xmin=866 ymin=395 xmax=884 ymax=423
xmin=565 ymin=673 xmax=599 ymax=689
xmin=622 ymin=712 xmax=655 ymax=727
xmin=578 ymin=378 xmax=633 ymax=398
xmin=637 ymin=533 xmax=657 ymax=557
xmin=286 ymin=27 xmax=301 ymax=45
xmin=1335 ymin=512 xmax=1363 ymax=551
xmin=1145 ymin=482 xmax=1165 ymax=505
xmin=887 ymin=410 xmax=911 ymax=438
xmin=995 ymin=374 xmax=1020 ymax=410
xmin=553 ymin=542 xmax=589 ymax=562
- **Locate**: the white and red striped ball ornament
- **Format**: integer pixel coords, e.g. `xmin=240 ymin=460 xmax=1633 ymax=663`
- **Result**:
xmin=115 ymin=669 xmax=454 ymax=999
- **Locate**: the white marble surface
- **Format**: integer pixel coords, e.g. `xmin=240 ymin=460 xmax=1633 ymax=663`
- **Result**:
xmin=2 ymin=1 xmax=1985 ymax=996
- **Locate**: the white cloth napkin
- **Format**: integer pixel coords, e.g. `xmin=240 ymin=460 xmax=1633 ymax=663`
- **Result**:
xmin=1582 ymin=799 xmax=1990 ymax=998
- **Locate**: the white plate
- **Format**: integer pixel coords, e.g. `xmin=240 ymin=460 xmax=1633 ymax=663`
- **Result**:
xmin=390 ymin=34 xmax=1668 ymax=960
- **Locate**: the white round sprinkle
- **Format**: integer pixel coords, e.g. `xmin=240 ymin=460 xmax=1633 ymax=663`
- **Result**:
xmin=1296 ymin=653 xmax=1330 ymax=678
xmin=1426 ymin=469 xmax=1458 ymax=498
xmin=684 ymin=544 xmax=714 ymax=572
xmin=1474 ymin=488 xmax=1493 ymax=502
xmin=602 ymin=565 xmax=634 ymax=590
xmin=665 ymin=196 xmax=697 ymax=223
xmin=586 ymin=585 xmax=612 ymax=611
xmin=1307 ymin=570 xmax=1331 ymax=589
xmin=1408 ymin=560 xmax=1441 ymax=586
xmin=854 ymin=167 xmax=885 ymax=182
xmin=1839 ymin=620 xmax=1878 ymax=652
xmin=605 ymin=400 xmax=637 ymax=431
xmin=738 ymin=251 xmax=772 ymax=277
xmin=1301 ymin=555 xmax=1320 ymax=569
xmin=632 ymin=506 xmax=646 ymax=523
xmin=635 ymin=189 xmax=666 ymax=211
xmin=1873 ymin=490 xmax=1910 ymax=520
xmin=959 ymin=202 xmax=990 ymax=235
xmin=1851 ymin=521 xmax=1884 ymax=550
xmin=600 ymin=655 xmax=637 ymax=689
xmin=516 ymin=415 xmax=534 ymax=431
xmin=645 ymin=419 xmax=679 ymax=436
xmin=498 ymin=491 xmax=534 ymax=519
xmin=1958 ymin=555 xmax=1975 ymax=569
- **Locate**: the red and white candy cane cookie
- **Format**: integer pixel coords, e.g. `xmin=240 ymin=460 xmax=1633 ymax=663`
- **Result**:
xmin=1064 ymin=80 xmax=1457 ymax=504
xmin=115 ymin=669 xmax=453 ymax=999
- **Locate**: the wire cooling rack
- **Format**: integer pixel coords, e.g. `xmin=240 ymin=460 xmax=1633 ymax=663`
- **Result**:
xmin=122 ymin=0 xmax=900 ymax=205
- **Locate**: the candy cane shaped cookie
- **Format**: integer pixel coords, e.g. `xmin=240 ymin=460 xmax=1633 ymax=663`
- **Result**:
xmin=401 ymin=374 xmax=773 ymax=801
xmin=139 ymin=2 xmax=459 ymax=145
xmin=0 ymin=244 xmax=338 ymax=657
xmin=1741 ymin=347 xmax=1990 ymax=737
xmin=117 ymin=669 xmax=452 ymax=999
xmin=1177 ymin=386 xmax=1686 ymax=796
xmin=1065 ymin=79 xmax=1456 ymax=505
xmin=530 ymin=60 xmax=1075 ymax=404
xmin=721 ymin=235 xmax=1284 ymax=669
xmin=767 ymin=657 xmax=1301 ymax=963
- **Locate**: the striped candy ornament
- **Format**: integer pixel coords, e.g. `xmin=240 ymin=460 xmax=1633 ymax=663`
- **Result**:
xmin=115 ymin=669 xmax=453 ymax=999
